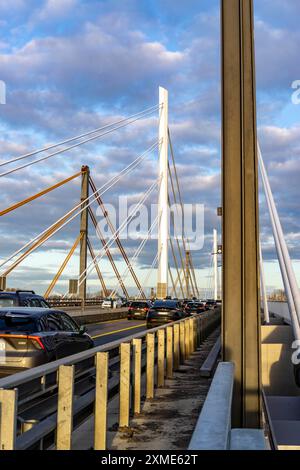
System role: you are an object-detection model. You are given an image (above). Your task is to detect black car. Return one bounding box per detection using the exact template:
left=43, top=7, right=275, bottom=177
left=0, top=308, right=94, bottom=377
left=205, top=300, right=218, bottom=310
left=128, top=300, right=152, bottom=320
left=0, top=290, right=50, bottom=308
left=147, top=300, right=185, bottom=328
left=185, top=302, right=206, bottom=315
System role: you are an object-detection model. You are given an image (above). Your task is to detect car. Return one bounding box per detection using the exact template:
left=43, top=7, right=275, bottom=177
left=101, top=298, right=122, bottom=309
left=127, top=301, right=152, bottom=320
left=0, top=290, right=50, bottom=308
left=205, top=300, right=218, bottom=310
left=146, top=300, right=185, bottom=328
left=184, top=302, right=206, bottom=315
left=0, top=308, right=94, bottom=377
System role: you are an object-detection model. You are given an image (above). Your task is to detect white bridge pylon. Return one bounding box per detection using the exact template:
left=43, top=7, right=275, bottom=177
left=157, top=86, right=169, bottom=299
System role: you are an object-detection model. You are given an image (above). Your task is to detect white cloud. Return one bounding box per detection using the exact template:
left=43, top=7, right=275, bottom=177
left=31, top=0, right=77, bottom=22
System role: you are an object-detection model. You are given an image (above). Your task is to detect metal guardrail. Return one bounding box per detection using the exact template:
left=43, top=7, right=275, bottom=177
left=0, top=310, right=221, bottom=450
left=47, top=298, right=104, bottom=308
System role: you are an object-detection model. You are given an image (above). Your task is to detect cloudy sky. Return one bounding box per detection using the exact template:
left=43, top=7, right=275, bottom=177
left=0, top=0, right=299, bottom=296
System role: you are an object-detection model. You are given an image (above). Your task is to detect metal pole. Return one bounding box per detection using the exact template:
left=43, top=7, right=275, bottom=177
left=259, top=150, right=300, bottom=339
left=259, top=241, right=270, bottom=324
left=157, top=86, right=169, bottom=299
left=258, top=145, right=300, bottom=331
left=79, top=165, right=89, bottom=302
left=213, top=229, right=218, bottom=300
left=222, top=0, right=261, bottom=428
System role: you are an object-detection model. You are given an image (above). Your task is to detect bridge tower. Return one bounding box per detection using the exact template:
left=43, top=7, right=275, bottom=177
left=157, top=87, right=169, bottom=299
left=79, top=165, right=90, bottom=302
left=221, top=0, right=261, bottom=428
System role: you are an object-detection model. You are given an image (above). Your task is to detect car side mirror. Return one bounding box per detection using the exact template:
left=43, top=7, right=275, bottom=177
left=79, top=325, right=87, bottom=335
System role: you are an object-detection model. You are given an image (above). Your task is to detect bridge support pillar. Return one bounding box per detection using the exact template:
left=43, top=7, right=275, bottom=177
left=0, top=276, right=6, bottom=291
left=157, top=86, right=169, bottom=299
left=79, top=165, right=89, bottom=302
left=221, top=0, right=261, bottom=428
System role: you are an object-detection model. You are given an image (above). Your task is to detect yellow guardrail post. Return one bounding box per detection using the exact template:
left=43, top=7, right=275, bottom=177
left=193, top=317, right=198, bottom=351
left=185, top=319, right=190, bottom=357
left=166, top=326, right=173, bottom=379
left=132, top=338, right=142, bottom=415
left=180, top=321, right=185, bottom=362
left=94, top=352, right=109, bottom=450
left=0, top=388, right=18, bottom=450
left=173, top=324, right=180, bottom=370
left=146, top=333, right=155, bottom=399
left=157, top=329, right=165, bottom=388
left=56, top=365, right=74, bottom=450
left=189, top=318, right=194, bottom=353
left=119, top=343, right=131, bottom=428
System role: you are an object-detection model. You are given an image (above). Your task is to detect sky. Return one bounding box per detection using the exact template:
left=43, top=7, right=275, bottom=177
left=0, top=0, right=299, bottom=296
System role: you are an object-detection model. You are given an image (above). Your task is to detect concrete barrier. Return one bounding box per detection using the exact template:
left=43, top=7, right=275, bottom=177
left=64, top=308, right=128, bottom=325
left=189, top=362, right=234, bottom=450
left=189, top=361, right=267, bottom=450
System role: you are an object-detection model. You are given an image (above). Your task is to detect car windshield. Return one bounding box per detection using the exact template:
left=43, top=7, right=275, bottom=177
left=0, top=315, right=37, bottom=333
left=0, top=297, right=17, bottom=307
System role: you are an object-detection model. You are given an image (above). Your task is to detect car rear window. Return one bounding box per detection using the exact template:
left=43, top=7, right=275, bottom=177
left=153, top=301, right=178, bottom=309
left=0, top=297, right=17, bottom=307
left=131, top=302, right=147, bottom=308
left=0, top=315, right=37, bottom=333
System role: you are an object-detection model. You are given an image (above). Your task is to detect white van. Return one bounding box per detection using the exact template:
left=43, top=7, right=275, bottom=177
left=102, top=298, right=122, bottom=309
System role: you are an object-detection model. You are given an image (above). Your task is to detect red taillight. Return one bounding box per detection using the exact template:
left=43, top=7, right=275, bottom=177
left=0, top=334, right=45, bottom=350
left=28, top=336, right=45, bottom=350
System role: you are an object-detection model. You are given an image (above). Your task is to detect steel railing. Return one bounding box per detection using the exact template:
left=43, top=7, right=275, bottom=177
left=47, top=298, right=104, bottom=308
left=0, top=309, right=221, bottom=450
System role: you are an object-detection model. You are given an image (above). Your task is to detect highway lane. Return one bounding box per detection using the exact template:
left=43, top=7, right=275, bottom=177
left=86, top=318, right=147, bottom=346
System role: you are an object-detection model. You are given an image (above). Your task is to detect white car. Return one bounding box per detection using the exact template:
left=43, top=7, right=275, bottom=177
left=102, top=298, right=122, bottom=309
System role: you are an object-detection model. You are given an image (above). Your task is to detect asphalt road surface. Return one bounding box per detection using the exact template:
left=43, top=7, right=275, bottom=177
left=86, top=318, right=147, bottom=346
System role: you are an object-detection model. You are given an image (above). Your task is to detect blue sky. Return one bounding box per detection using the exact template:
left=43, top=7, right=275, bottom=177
left=0, top=0, right=299, bottom=296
